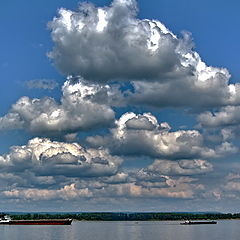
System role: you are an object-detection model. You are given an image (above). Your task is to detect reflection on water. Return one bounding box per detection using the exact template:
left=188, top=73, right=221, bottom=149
left=0, top=220, right=239, bottom=240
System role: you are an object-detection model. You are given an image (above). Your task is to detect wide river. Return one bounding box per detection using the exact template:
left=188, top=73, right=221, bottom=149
left=0, top=220, right=239, bottom=240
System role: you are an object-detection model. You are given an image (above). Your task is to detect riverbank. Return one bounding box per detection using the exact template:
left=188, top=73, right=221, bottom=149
left=4, top=212, right=240, bottom=221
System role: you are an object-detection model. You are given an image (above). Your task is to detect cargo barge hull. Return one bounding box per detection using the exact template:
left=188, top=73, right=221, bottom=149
left=180, top=221, right=217, bottom=225
left=0, top=219, right=72, bottom=225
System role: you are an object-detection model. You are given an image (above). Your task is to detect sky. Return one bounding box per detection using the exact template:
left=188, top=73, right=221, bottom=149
left=0, top=0, right=240, bottom=212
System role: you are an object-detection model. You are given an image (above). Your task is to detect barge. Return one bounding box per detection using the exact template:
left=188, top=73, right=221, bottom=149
left=0, top=216, right=72, bottom=225
left=180, top=220, right=217, bottom=225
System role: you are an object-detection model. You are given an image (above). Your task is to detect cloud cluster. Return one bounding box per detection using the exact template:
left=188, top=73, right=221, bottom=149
left=0, top=136, right=207, bottom=202
left=77, top=173, right=201, bottom=200
left=48, top=0, right=240, bottom=109
left=87, top=112, right=216, bottom=159
left=99, top=181, right=195, bottom=199
left=3, top=184, right=92, bottom=201
left=1, top=0, right=240, bottom=209
left=0, top=79, right=115, bottom=135
left=0, top=137, right=122, bottom=178
left=1, top=174, right=200, bottom=202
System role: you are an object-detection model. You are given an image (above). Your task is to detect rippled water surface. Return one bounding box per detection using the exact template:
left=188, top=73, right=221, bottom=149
left=0, top=220, right=239, bottom=240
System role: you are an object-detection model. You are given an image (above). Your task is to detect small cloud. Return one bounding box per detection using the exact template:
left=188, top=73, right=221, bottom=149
left=179, top=125, right=187, bottom=129
left=64, top=133, right=78, bottom=142
left=25, top=79, right=59, bottom=90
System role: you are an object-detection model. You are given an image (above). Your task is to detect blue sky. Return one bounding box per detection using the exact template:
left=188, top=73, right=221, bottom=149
left=0, top=0, right=240, bottom=212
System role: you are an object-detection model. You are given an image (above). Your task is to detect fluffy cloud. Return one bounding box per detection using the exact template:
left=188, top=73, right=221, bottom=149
left=0, top=136, right=210, bottom=202
left=87, top=112, right=216, bottom=159
left=0, top=79, right=115, bottom=135
left=101, top=176, right=202, bottom=199
left=223, top=173, right=240, bottom=192
left=0, top=137, right=122, bottom=178
left=1, top=176, right=198, bottom=201
left=0, top=139, right=205, bottom=201
left=145, top=159, right=213, bottom=176
left=102, top=172, right=129, bottom=184
left=131, top=159, right=211, bottom=198
left=48, top=0, right=240, bottom=108
left=3, top=184, right=92, bottom=201
left=49, top=0, right=182, bottom=82
left=130, top=79, right=240, bottom=109
left=197, top=106, right=240, bottom=141
left=198, top=106, right=240, bottom=128
left=207, top=174, right=240, bottom=201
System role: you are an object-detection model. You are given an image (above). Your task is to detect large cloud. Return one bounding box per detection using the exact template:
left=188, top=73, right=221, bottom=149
left=48, top=0, right=240, bottom=108
left=87, top=112, right=217, bottom=159
left=0, top=79, right=115, bottom=135
left=49, top=0, right=182, bottom=82
left=0, top=137, right=122, bottom=178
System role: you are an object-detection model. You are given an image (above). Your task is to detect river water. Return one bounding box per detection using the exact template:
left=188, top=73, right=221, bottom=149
left=0, top=220, right=239, bottom=240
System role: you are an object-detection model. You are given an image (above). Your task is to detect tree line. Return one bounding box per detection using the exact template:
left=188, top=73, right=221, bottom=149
left=2, top=212, right=240, bottom=221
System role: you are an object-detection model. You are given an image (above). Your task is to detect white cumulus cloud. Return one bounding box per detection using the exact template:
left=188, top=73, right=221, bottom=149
left=0, top=137, right=122, bottom=178
left=0, top=79, right=115, bottom=135
left=87, top=112, right=216, bottom=159
left=48, top=0, right=240, bottom=109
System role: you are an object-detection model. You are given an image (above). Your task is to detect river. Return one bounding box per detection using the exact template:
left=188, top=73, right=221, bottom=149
left=0, top=220, right=239, bottom=240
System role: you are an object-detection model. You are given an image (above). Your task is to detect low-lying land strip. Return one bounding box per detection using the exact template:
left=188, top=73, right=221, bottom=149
left=3, top=212, right=240, bottom=221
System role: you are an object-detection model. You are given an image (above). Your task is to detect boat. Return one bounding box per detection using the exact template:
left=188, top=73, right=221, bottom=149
left=180, top=220, right=217, bottom=225
left=0, top=215, right=72, bottom=225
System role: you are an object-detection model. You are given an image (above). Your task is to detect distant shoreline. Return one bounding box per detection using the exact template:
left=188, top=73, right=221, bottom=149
left=3, top=212, right=240, bottom=221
